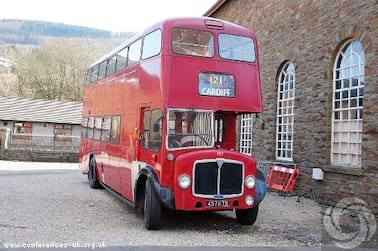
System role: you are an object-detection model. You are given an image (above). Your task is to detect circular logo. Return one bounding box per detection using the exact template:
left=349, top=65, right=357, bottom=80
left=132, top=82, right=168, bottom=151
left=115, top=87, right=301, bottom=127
left=323, top=197, right=376, bottom=249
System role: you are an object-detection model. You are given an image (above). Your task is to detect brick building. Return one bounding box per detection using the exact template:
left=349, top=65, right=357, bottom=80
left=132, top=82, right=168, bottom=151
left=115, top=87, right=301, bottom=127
left=205, top=0, right=377, bottom=212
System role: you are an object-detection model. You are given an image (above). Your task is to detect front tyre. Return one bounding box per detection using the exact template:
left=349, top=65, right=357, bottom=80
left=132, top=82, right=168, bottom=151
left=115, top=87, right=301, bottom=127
left=235, top=205, right=259, bottom=225
left=88, top=158, right=101, bottom=189
left=144, top=179, right=161, bottom=230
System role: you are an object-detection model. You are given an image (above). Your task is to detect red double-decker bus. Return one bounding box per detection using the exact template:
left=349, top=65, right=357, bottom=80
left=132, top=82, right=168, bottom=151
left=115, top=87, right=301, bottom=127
left=79, top=17, right=267, bottom=230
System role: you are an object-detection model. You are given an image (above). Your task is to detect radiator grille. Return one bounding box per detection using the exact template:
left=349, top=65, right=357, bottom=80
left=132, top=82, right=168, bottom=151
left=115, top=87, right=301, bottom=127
left=194, top=160, right=243, bottom=197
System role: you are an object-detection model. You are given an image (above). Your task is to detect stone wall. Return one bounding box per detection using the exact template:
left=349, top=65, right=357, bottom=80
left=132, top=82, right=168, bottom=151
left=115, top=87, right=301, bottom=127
left=210, top=0, right=378, bottom=213
left=1, top=149, right=79, bottom=163
left=0, top=128, right=78, bottom=163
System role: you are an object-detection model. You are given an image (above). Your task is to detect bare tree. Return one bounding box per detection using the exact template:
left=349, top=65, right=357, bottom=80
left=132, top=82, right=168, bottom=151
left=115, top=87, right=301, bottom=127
left=2, top=39, right=112, bottom=101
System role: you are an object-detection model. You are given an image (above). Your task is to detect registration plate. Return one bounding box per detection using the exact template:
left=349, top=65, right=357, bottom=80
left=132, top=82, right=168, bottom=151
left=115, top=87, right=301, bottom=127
left=205, top=200, right=229, bottom=207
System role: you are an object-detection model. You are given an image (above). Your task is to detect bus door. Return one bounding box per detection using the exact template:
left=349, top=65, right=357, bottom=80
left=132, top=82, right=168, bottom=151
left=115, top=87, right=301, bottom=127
left=138, top=107, right=163, bottom=169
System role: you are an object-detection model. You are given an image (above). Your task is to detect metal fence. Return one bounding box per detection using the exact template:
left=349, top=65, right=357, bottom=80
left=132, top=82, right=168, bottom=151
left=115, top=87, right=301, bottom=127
left=8, top=133, right=80, bottom=152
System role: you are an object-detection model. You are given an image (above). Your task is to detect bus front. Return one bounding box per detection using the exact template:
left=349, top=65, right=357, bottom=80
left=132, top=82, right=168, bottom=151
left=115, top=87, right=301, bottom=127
left=160, top=18, right=267, bottom=225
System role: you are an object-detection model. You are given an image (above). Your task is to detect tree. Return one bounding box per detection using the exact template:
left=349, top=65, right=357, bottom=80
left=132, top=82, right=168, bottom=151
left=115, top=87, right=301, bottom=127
left=3, top=38, right=112, bottom=101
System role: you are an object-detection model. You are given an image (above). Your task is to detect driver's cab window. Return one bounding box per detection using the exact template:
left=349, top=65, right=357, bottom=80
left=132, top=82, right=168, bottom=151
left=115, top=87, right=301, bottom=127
left=141, top=109, right=162, bottom=151
left=142, top=110, right=151, bottom=149
left=150, top=109, right=162, bottom=151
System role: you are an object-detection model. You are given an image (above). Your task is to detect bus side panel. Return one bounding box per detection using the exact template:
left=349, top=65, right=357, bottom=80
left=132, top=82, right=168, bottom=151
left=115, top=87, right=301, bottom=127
left=81, top=85, right=94, bottom=167
left=119, top=113, right=138, bottom=201
left=103, top=79, right=125, bottom=194
left=138, top=57, right=162, bottom=105
left=107, top=144, right=121, bottom=192
left=137, top=57, right=164, bottom=182
left=79, top=138, right=89, bottom=173
left=117, top=67, right=140, bottom=201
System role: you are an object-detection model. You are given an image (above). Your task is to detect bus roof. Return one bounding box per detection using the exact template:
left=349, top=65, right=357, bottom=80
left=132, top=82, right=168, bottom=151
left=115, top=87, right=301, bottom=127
left=89, top=17, right=255, bottom=68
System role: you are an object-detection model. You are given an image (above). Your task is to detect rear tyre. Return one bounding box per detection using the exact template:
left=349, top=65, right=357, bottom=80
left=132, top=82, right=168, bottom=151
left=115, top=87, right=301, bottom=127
left=88, top=158, right=101, bottom=189
left=235, top=205, right=259, bottom=225
left=144, top=179, right=161, bottom=230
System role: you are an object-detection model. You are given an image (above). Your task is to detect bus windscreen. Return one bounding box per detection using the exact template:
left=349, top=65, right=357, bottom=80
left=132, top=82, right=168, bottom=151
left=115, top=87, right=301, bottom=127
left=167, top=109, right=214, bottom=149
left=172, top=28, right=214, bottom=57
left=219, top=34, right=255, bottom=62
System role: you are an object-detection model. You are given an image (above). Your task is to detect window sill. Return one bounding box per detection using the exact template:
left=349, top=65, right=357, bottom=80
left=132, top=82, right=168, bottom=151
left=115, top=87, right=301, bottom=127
left=259, top=160, right=296, bottom=168
left=323, top=166, right=364, bottom=176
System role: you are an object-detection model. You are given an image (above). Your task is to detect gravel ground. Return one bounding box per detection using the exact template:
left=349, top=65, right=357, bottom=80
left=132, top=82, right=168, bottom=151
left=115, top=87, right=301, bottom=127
left=0, top=160, right=370, bottom=248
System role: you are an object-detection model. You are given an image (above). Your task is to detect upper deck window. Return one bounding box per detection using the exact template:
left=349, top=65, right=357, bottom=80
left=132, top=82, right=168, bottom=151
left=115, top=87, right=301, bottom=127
left=142, top=29, right=162, bottom=60
left=98, top=60, right=107, bottom=80
left=172, top=28, right=214, bottom=57
left=85, top=70, right=91, bottom=84
left=128, top=39, right=142, bottom=66
left=219, top=34, right=255, bottom=62
left=90, top=65, right=98, bottom=83
left=106, top=55, right=116, bottom=76
left=116, top=46, right=128, bottom=72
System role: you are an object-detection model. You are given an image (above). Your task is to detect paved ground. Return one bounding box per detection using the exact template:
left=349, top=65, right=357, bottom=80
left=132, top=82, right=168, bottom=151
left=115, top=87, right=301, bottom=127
left=0, top=160, right=375, bottom=250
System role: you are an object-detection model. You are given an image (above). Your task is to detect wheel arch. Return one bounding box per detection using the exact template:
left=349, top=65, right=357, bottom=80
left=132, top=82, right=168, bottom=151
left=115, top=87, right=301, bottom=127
left=88, top=152, right=101, bottom=189
left=134, top=166, right=175, bottom=210
left=135, top=172, right=148, bottom=210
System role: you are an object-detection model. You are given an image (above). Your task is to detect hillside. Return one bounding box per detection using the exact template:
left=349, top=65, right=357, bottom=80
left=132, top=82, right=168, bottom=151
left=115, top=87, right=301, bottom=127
left=0, top=19, right=135, bottom=45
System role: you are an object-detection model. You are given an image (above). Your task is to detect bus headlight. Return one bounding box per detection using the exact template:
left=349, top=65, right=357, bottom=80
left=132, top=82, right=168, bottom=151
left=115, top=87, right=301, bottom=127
left=245, top=196, right=254, bottom=206
left=178, top=174, right=191, bottom=189
left=245, top=175, right=256, bottom=189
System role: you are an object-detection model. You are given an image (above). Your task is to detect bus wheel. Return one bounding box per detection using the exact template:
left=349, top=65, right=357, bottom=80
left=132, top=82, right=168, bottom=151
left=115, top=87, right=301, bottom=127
left=144, top=179, right=161, bottom=230
left=235, top=205, right=259, bottom=225
left=88, top=158, right=101, bottom=189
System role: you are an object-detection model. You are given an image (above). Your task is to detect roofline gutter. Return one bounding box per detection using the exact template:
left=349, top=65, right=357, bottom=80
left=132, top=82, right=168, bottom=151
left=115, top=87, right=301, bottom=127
left=203, top=0, right=227, bottom=17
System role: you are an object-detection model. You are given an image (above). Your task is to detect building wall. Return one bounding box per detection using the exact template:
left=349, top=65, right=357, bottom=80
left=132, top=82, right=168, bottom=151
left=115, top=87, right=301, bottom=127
left=32, top=122, right=55, bottom=136
left=1, top=120, right=80, bottom=137
left=72, top=125, right=81, bottom=137
left=210, top=0, right=377, bottom=212
left=0, top=120, right=13, bottom=131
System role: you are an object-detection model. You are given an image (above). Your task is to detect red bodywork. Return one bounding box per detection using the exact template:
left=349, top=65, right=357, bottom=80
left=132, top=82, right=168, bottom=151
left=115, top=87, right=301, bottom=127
left=79, top=17, right=262, bottom=212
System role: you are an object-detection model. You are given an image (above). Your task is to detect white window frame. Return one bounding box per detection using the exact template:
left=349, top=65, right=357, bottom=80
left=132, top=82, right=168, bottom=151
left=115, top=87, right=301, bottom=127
left=331, top=40, right=365, bottom=168
left=239, top=113, right=253, bottom=156
left=276, top=62, right=295, bottom=161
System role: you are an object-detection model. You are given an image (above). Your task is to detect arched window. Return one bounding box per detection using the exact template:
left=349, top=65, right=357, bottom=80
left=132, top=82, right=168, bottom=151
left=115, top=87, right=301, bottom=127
left=276, top=63, right=295, bottom=161
left=332, top=40, right=365, bottom=167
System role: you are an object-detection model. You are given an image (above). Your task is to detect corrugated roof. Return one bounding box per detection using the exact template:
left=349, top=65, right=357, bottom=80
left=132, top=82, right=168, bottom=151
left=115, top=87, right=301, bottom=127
left=0, top=96, right=82, bottom=124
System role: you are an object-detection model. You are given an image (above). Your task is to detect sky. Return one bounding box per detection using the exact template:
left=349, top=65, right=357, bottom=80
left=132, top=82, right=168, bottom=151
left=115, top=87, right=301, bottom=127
left=0, top=0, right=219, bottom=32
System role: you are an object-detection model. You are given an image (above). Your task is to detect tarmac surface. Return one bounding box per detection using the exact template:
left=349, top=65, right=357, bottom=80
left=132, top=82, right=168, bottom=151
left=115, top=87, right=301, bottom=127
left=0, top=160, right=376, bottom=250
